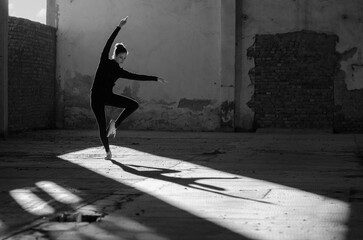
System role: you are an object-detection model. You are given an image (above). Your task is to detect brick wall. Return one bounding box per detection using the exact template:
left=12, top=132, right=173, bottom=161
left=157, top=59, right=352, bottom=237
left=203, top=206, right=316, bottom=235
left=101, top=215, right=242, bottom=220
left=248, top=31, right=339, bottom=129
left=8, top=17, right=56, bottom=132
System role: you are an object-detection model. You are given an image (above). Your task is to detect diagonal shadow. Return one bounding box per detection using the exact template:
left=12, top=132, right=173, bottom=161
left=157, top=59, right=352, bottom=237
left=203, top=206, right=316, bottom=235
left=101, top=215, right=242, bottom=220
left=111, top=160, right=274, bottom=204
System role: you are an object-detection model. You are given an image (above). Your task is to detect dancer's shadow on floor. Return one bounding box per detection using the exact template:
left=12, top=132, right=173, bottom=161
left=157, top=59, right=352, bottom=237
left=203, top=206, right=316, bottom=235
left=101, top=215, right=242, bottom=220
left=110, top=160, right=273, bottom=205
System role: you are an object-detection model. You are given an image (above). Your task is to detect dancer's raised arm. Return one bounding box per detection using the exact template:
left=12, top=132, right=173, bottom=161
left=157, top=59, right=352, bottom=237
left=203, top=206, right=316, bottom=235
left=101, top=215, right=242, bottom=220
left=118, top=16, right=128, bottom=28
left=100, top=17, right=128, bottom=61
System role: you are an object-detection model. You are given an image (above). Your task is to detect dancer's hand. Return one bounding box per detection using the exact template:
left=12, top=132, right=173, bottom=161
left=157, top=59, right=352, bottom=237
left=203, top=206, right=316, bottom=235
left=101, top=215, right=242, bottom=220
left=157, top=77, right=168, bottom=84
left=119, top=16, right=128, bottom=28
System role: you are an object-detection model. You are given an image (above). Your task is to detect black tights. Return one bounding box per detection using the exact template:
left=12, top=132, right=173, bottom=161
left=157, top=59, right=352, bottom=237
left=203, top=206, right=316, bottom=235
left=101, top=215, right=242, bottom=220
left=91, top=92, right=139, bottom=153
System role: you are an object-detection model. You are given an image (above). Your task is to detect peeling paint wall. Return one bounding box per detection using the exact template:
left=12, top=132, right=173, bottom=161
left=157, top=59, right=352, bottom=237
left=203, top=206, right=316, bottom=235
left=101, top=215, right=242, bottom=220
left=52, top=0, right=235, bottom=131
left=237, top=0, right=363, bottom=131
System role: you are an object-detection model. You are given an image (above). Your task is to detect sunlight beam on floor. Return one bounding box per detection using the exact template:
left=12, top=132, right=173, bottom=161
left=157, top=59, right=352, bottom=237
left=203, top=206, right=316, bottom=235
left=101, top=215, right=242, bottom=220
left=58, top=146, right=350, bottom=240
left=35, top=181, right=82, bottom=205
left=9, top=189, right=55, bottom=216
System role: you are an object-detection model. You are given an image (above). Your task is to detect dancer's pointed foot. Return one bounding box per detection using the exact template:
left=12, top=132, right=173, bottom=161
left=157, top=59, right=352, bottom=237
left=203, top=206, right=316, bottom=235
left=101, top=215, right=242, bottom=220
left=105, top=150, right=112, bottom=160
left=107, top=119, right=117, bottom=138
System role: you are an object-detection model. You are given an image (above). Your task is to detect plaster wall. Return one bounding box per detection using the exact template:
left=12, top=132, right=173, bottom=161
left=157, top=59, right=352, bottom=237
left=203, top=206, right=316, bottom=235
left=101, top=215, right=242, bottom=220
left=237, top=0, right=363, bottom=130
left=54, top=0, right=235, bottom=131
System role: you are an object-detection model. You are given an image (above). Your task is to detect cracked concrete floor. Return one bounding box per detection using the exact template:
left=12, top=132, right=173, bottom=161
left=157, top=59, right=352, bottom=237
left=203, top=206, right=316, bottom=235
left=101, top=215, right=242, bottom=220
left=0, top=130, right=362, bottom=240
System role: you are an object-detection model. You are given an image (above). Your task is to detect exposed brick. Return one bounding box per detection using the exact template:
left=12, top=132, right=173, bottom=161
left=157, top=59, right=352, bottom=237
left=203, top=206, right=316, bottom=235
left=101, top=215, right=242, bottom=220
left=8, top=17, right=56, bottom=132
left=248, top=30, right=339, bottom=129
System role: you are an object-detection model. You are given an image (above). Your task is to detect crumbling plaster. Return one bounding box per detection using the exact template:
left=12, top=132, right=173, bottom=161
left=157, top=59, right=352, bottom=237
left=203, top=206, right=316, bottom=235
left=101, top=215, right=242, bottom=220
left=237, top=0, right=363, bottom=130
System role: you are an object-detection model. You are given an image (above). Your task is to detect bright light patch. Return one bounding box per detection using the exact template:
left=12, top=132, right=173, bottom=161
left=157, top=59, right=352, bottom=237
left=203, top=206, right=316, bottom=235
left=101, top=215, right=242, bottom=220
left=36, top=8, right=46, bottom=19
left=8, top=3, right=15, bottom=15
left=35, top=181, right=82, bottom=205
left=9, top=189, right=54, bottom=216
left=58, top=146, right=350, bottom=240
left=8, top=0, right=46, bottom=24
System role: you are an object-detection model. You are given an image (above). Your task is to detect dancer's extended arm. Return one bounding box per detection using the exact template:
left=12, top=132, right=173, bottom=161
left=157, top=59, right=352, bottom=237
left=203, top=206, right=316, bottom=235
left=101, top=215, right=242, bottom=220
left=118, top=69, right=167, bottom=83
left=117, top=68, right=158, bottom=81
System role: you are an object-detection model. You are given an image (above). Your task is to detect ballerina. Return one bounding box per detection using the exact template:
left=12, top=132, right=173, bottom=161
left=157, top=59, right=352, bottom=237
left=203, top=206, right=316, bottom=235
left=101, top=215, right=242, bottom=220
left=90, top=17, right=167, bottom=160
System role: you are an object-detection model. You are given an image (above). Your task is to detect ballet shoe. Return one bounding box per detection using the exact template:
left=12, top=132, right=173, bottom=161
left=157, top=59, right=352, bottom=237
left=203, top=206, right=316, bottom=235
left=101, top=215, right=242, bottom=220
left=105, top=151, right=112, bottom=160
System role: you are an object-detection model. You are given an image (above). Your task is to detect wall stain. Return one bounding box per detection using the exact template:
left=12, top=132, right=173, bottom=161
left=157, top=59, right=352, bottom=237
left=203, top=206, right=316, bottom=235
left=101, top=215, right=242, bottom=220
left=340, top=47, right=358, bottom=61
left=220, top=101, right=234, bottom=128
left=64, top=72, right=92, bottom=109
left=122, top=84, right=142, bottom=103
left=63, top=72, right=94, bottom=128
left=338, top=47, right=363, bottom=90
left=120, top=100, right=220, bottom=131
left=178, top=98, right=213, bottom=111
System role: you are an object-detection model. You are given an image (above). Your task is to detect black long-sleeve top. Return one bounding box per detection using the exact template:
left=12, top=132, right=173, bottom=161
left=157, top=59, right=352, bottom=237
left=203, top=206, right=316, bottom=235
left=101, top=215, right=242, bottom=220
left=91, top=26, right=157, bottom=93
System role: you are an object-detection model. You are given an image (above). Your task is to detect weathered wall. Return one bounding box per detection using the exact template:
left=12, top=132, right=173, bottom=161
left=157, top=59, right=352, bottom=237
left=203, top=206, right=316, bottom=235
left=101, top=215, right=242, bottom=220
left=334, top=57, right=363, bottom=132
left=53, top=0, right=235, bottom=131
left=8, top=17, right=56, bottom=132
left=237, top=0, right=363, bottom=132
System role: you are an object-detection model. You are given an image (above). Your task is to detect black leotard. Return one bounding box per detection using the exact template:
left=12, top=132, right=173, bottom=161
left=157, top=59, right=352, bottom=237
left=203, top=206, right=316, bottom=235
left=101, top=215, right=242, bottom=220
left=91, top=26, right=157, bottom=94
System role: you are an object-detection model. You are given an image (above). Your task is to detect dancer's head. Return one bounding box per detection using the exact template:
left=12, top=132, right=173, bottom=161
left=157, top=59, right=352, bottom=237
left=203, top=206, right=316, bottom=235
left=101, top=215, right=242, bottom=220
left=113, top=43, right=128, bottom=65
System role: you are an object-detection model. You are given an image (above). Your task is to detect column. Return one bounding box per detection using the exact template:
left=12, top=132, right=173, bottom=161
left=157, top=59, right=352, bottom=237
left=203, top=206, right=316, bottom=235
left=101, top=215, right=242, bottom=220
left=220, top=0, right=236, bottom=130
left=0, top=0, right=8, bottom=137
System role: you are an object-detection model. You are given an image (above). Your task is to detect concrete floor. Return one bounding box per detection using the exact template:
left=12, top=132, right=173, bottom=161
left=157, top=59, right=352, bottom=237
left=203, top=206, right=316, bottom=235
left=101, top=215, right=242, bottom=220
left=0, top=130, right=362, bottom=240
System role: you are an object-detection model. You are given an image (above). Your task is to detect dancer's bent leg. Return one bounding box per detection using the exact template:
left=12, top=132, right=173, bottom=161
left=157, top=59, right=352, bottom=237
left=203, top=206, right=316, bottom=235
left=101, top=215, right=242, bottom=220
left=91, top=95, right=110, bottom=153
left=105, top=94, right=139, bottom=129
